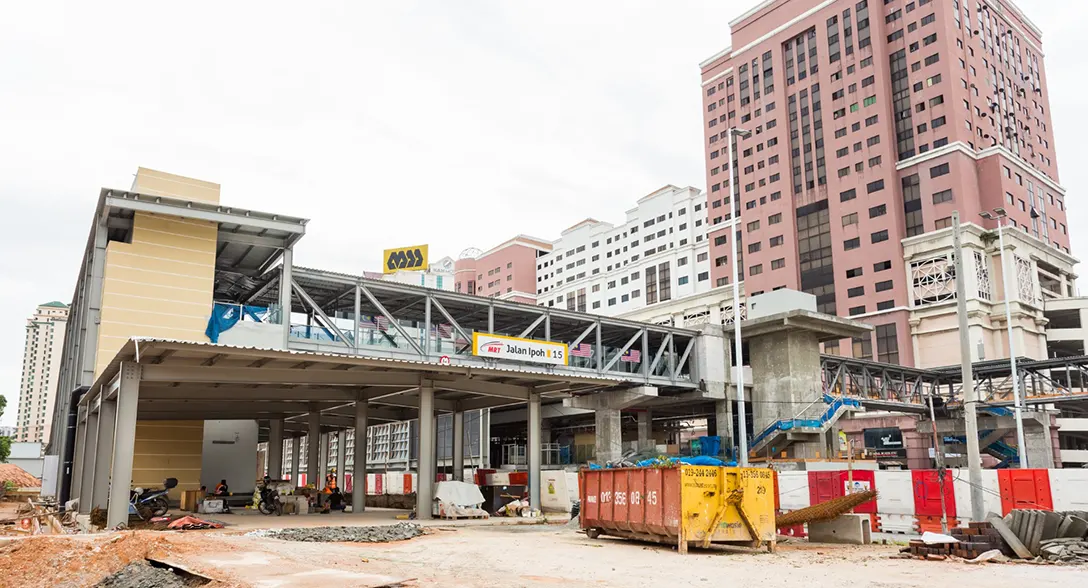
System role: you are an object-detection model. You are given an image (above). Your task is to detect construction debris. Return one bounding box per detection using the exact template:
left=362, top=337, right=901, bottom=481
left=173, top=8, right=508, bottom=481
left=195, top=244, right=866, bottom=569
left=775, top=490, right=878, bottom=528
left=909, top=511, right=1088, bottom=564
left=246, top=522, right=425, bottom=543
left=908, top=521, right=1007, bottom=560
left=94, top=561, right=194, bottom=588
left=998, top=509, right=1088, bottom=562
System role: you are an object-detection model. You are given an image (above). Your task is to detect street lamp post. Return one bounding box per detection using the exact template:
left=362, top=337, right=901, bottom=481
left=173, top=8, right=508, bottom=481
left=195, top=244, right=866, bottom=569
left=980, top=208, right=1029, bottom=468
left=727, top=126, right=751, bottom=466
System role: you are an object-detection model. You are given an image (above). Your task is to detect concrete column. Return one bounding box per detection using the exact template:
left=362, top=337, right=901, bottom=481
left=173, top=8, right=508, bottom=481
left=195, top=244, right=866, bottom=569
left=528, top=391, right=542, bottom=512
left=715, top=399, right=734, bottom=453
left=417, top=385, right=435, bottom=519
left=70, top=406, right=87, bottom=506
left=307, top=406, right=320, bottom=487
left=280, top=247, right=293, bottom=348
left=452, top=411, right=464, bottom=481
left=106, top=364, right=141, bottom=529
left=319, top=433, right=329, bottom=484
left=336, top=430, right=347, bottom=490
left=637, top=410, right=653, bottom=452
left=90, top=398, right=117, bottom=510
left=353, top=400, right=368, bottom=513
left=595, top=409, right=622, bottom=464
left=1023, top=414, right=1056, bottom=468
left=290, top=437, right=301, bottom=487
left=78, top=407, right=99, bottom=514
left=268, top=418, right=284, bottom=479
left=748, top=330, right=824, bottom=438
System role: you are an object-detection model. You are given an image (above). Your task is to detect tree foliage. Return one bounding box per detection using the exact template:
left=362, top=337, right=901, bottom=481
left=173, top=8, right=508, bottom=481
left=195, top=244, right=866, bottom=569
left=0, top=395, right=9, bottom=462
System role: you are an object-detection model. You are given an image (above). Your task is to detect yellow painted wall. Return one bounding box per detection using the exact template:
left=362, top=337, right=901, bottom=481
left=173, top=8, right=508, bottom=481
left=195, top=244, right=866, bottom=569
left=133, top=421, right=204, bottom=499
left=94, top=169, right=222, bottom=494
left=132, top=167, right=220, bottom=203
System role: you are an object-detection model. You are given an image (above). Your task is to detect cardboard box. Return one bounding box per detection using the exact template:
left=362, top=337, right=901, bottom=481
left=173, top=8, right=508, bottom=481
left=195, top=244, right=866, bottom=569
left=180, top=490, right=203, bottom=512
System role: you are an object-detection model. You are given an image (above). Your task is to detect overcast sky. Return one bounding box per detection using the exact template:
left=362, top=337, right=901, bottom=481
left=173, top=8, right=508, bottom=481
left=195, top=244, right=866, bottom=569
left=1, top=1, right=1085, bottom=426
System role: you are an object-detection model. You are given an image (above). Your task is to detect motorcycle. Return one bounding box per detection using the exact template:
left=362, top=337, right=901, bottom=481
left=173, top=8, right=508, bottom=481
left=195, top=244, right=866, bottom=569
left=129, top=477, right=177, bottom=520
left=258, top=483, right=283, bottom=516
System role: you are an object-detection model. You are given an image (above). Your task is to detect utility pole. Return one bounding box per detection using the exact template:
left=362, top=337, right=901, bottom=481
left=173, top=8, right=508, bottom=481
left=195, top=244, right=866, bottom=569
left=954, top=211, right=985, bottom=521
left=926, top=388, right=949, bottom=534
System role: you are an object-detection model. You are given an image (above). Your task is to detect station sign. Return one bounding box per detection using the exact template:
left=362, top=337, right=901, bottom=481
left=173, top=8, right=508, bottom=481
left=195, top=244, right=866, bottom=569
left=471, top=332, right=568, bottom=366
left=383, top=244, right=428, bottom=273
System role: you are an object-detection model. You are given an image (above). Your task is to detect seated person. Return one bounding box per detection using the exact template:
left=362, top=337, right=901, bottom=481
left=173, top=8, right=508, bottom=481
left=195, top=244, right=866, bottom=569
left=327, top=487, right=346, bottom=512
left=214, top=479, right=229, bottom=496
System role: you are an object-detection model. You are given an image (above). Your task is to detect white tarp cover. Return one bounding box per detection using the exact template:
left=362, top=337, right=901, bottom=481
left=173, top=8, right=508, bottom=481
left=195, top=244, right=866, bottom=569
left=433, top=481, right=485, bottom=506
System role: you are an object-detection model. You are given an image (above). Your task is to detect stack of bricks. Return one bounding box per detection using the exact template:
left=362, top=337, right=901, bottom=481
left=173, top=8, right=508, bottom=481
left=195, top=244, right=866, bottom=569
left=907, top=522, right=1009, bottom=560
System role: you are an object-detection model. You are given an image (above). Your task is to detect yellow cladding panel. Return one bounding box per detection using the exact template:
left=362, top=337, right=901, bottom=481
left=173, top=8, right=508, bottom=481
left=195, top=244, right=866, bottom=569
left=95, top=209, right=215, bottom=378
left=133, top=167, right=220, bottom=203
left=382, top=244, right=429, bottom=274
left=679, top=466, right=776, bottom=543
left=133, top=421, right=203, bottom=500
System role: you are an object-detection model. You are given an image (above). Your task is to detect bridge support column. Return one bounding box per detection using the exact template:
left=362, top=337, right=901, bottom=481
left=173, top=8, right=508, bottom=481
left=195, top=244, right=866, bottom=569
left=714, top=399, right=733, bottom=455
left=565, top=387, right=657, bottom=465
left=307, top=407, right=320, bottom=486
left=741, top=309, right=870, bottom=459
left=637, top=410, right=653, bottom=452
left=417, top=385, right=435, bottom=520
left=452, top=411, right=464, bottom=481
left=268, top=418, right=284, bottom=480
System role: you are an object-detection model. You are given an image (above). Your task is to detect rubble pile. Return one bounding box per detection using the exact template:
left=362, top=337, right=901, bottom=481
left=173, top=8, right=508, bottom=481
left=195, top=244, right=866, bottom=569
left=248, top=522, right=425, bottom=543
left=907, top=522, right=1007, bottom=560
left=94, top=561, right=192, bottom=588
left=1000, top=509, right=1088, bottom=563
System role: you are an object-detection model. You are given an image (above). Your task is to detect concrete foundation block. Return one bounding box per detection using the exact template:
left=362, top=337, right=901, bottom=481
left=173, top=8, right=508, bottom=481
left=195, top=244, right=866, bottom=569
left=1061, top=516, right=1088, bottom=539
left=809, top=514, right=872, bottom=545
left=1041, top=511, right=1063, bottom=542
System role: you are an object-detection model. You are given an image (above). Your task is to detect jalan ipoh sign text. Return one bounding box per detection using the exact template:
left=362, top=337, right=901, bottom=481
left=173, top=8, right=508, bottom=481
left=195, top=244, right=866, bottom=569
left=471, top=333, right=568, bottom=366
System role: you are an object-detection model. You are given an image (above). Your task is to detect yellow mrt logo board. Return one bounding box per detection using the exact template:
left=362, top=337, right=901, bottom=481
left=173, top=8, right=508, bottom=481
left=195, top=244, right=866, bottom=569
left=383, top=245, right=429, bottom=273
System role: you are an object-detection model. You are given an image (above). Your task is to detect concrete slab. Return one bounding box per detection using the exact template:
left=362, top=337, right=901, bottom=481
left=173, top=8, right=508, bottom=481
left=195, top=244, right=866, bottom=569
left=988, top=512, right=1033, bottom=559
left=1061, top=516, right=1088, bottom=539
left=1041, top=511, right=1063, bottom=541
left=809, top=514, right=872, bottom=545
left=1029, top=511, right=1045, bottom=556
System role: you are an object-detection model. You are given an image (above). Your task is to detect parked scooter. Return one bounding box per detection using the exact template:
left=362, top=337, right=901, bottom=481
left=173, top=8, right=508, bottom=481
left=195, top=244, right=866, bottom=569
left=129, top=477, right=177, bottom=520
left=258, top=476, right=283, bottom=516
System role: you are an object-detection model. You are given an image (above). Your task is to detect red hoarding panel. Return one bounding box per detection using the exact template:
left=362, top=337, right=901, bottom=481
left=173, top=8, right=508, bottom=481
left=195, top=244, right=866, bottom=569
left=998, top=469, right=1053, bottom=514
left=808, top=471, right=842, bottom=506
left=911, top=469, right=956, bottom=518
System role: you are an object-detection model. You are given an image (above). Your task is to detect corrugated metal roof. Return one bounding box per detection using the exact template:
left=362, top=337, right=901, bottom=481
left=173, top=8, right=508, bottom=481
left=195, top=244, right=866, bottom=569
left=119, top=337, right=636, bottom=385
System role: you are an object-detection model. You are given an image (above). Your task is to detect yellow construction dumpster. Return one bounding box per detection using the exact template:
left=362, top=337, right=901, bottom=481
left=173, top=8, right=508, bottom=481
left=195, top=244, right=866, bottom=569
left=580, top=465, right=777, bottom=554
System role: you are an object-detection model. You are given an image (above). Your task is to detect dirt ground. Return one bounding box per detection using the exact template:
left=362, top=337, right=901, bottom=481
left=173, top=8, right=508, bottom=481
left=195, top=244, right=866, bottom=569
left=0, top=523, right=1084, bottom=588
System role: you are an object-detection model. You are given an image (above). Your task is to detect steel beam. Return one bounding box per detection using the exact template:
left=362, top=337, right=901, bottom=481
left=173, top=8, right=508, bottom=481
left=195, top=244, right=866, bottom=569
left=518, top=314, right=547, bottom=339
left=603, top=330, right=643, bottom=372
left=292, top=280, right=351, bottom=345
left=359, top=284, right=424, bottom=355
left=139, top=365, right=423, bottom=386
left=106, top=364, right=140, bottom=529
left=138, top=386, right=363, bottom=401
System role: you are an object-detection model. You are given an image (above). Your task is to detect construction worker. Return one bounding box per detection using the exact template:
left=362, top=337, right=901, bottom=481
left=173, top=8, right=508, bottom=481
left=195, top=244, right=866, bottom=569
left=214, top=479, right=229, bottom=496
left=320, top=470, right=337, bottom=513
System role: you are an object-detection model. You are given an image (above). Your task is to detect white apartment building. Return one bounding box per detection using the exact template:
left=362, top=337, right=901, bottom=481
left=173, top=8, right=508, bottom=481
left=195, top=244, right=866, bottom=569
left=535, top=185, right=713, bottom=314
left=15, top=302, right=68, bottom=445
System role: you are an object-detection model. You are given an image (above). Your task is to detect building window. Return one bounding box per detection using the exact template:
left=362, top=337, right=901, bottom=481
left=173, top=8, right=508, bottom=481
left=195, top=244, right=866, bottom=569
left=840, top=188, right=857, bottom=202
left=844, top=237, right=861, bottom=250
left=842, top=212, right=858, bottom=226
left=876, top=323, right=899, bottom=363
left=749, top=264, right=763, bottom=276
left=930, top=162, right=950, bottom=178
left=866, top=179, right=885, bottom=193
left=849, top=305, right=866, bottom=316
left=848, top=286, right=865, bottom=298
left=874, top=260, right=892, bottom=272
left=658, top=262, right=672, bottom=302
left=932, top=189, right=952, bottom=204
left=846, top=267, right=863, bottom=278
left=678, top=276, right=689, bottom=285
left=876, top=300, right=895, bottom=310
left=871, top=229, right=889, bottom=243
left=772, top=258, right=785, bottom=270
left=770, top=235, right=784, bottom=247
left=875, top=280, right=893, bottom=292
left=934, top=216, right=952, bottom=229
left=698, top=271, right=709, bottom=281
left=769, top=213, right=782, bottom=225
left=869, top=204, right=886, bottom=218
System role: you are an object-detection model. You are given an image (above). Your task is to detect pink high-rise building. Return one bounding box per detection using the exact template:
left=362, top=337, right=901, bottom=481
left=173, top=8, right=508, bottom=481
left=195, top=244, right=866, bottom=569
left=453, top=236, right=552, bottom=304
left=701, top=0, right=1070, bottom=367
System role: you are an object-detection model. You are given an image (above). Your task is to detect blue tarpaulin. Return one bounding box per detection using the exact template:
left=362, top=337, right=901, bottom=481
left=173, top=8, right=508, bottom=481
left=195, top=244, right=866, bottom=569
left=205, top=303, right=268, bottom=343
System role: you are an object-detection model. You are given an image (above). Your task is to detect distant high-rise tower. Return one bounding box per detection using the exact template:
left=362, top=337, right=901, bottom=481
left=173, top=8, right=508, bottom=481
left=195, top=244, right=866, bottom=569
left=699, top=0, right=1074, bottom=367
left=14, top=302, right=69, bottom=445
